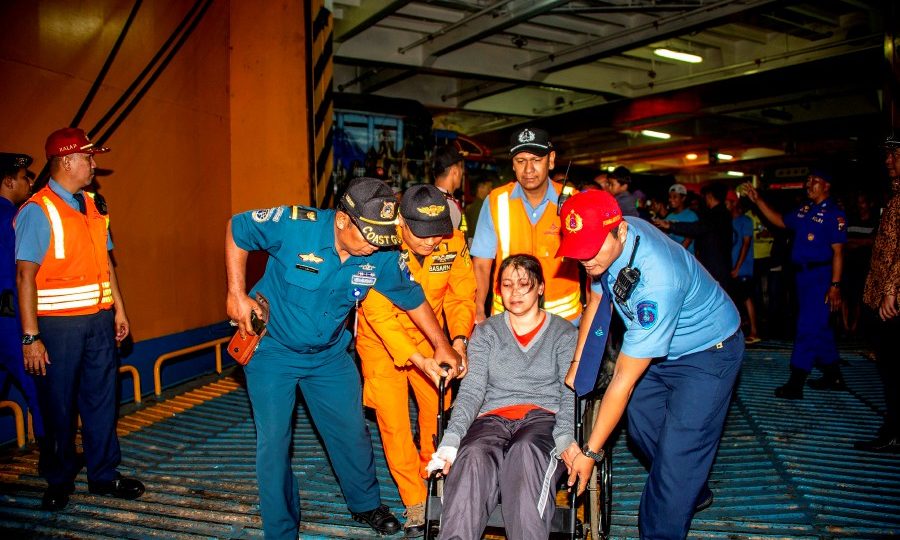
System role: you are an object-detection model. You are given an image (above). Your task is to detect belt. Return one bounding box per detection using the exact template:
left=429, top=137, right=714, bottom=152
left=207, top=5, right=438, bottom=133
left=709, top=329, right=742, bottom=351
left=792, top=260, right=831, bottom=272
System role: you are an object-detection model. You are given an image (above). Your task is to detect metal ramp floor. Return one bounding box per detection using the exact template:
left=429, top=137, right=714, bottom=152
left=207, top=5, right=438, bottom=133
left=1, top=342, right=898, bottom=539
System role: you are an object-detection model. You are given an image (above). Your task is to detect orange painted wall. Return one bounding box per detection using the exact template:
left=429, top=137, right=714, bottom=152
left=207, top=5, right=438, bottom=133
left=0, top=0, right=310, bottom=341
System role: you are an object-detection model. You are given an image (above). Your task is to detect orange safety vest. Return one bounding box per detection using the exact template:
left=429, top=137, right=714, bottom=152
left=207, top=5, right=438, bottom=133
left=488, top=181, right=581, bottom=321
left=356, top=231, right=476, bottom=365
left=24, top=186, right=113, bottom=316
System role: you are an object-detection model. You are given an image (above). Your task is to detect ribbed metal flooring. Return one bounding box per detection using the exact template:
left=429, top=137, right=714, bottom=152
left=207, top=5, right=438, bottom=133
left=1, top=343, right=898, bottom=539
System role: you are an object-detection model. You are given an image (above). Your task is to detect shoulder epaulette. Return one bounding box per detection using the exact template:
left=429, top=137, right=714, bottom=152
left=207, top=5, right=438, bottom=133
left=289, top=206, right=318, bottom=221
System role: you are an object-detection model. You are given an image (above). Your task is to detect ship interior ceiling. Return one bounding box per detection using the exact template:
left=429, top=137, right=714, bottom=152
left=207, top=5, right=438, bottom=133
left=331, top=0, right=895, bottom=184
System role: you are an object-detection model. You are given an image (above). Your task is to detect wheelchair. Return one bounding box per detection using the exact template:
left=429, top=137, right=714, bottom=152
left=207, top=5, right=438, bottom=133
left=423, top=375, right=613, bottom=540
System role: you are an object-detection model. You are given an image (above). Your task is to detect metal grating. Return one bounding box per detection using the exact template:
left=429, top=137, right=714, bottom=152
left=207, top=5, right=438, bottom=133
left=1, top=344, right=898, bottom=539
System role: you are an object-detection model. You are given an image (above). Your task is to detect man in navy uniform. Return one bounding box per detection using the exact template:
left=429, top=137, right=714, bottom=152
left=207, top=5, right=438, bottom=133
left=743, top=171, right=847, bottom=399
left=0, top=153, right=43, bottom=438
left=560, top=190, right=743, bottom=539
left=225, top=177, right=463, bottom=539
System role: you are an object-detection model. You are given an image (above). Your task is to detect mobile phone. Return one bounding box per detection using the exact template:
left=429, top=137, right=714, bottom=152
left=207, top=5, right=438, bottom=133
left=250, top=310, right=266, bottom=334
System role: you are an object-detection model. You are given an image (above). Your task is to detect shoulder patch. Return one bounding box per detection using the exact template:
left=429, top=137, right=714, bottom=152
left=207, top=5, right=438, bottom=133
left=289, top=206, right=318, bottom=221
left=252, top=208, right=275, bottom=222
left=636, top=300, right=658, bottom=329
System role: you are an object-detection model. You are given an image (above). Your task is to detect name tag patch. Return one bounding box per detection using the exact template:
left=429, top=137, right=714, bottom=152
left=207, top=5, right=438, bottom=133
left=351, top=271, right=377, bottom=286
left=429, top=263, right=451, bottom=273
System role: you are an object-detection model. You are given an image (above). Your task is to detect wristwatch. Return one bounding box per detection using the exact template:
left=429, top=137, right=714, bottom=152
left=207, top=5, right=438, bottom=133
left=452, top=335, right=469, bottom=347
left=830, top=282, right=841, bottom=288
left=581, top=444, right=605, bottom=462
left=22, top=333, right=41, bottom=345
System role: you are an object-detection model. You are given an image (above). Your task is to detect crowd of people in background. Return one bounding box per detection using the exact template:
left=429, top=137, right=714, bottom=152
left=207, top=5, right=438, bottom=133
left=2, top=126, right=898, bottom=540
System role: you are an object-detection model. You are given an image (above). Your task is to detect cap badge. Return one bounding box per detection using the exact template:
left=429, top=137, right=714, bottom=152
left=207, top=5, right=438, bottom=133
left=518, top=129, right=535, bottom=144
left=298, top=252, right=324, bottom=264
left=380, top=200, right=396, bottom=219
left=565, top=209, right=583, bottom=233
left=417, top=204, right=446, bottom=217
left=343, top=193, right=356, bottom=208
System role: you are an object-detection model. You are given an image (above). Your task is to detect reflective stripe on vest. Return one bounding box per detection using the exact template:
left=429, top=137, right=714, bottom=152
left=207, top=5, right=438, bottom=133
left=28, top=187, right=113, bottom=316
left=42, top=196, right=66, bottom=259
left=497, top=191, right=510, bottom=260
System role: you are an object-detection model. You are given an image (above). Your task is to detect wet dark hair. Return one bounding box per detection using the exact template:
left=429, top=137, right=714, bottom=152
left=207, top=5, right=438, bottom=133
left=496, top=254, right=545, bottom=301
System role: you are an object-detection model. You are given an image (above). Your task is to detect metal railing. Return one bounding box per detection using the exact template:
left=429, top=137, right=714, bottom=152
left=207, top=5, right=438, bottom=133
left=0, top=400, right=25, bottom=448
left=153, top=337, right=230, bottom=396
left=119, top=364, right=141, bottom=404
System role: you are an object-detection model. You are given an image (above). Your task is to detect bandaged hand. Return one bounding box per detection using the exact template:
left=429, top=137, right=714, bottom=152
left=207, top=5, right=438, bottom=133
left=425, top=446, right=458, bottom=475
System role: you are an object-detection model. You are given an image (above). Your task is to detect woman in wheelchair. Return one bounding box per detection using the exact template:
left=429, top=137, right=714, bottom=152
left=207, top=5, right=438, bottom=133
left=426, top=254, right=579, bottom=540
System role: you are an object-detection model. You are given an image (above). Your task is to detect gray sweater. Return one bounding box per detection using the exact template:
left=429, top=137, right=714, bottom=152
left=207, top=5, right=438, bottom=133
left=440, top=311, right=577, bottom=456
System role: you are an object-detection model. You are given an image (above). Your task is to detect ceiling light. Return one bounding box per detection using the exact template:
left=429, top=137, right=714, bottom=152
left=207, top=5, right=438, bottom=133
left=606, top=166, right=616, bottom=172
left=717, top=153, right=733, bottom=160
left=640, top=129, right=671, bottom=139
left=726, top=171, right=744, bottom=177
left=685, top=153, right=698, bottom=160
left=654, top=48, right=703, bottom=64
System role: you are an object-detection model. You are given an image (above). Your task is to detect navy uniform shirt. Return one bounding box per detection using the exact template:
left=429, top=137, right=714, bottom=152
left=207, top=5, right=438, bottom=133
left=1, top=198, right=17, bottom=311
left=591, top=218, right=740, bottom=360
left=231, top=206, right=425, bottom=353
left=783, top=198, right=847, bottom=264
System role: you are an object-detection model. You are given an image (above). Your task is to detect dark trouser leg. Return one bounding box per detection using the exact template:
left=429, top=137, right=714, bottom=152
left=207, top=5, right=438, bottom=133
left=244, top=339, right=301, bottom=540
left=791, top=267, right=837, bottom=372
left=77, top=310, right=121, bottom=483
left=499, top=411, right=562, bottom=540
left=875, top=313, right=900, bottom=437
left=35, top=315, right=87, bottom=487
left=439, top=416, right=508, bottom=540
left=298, top=347, right=382, bottom=513
left=636, top=333, right=744, bottom=540
left=0, top=318, right=44, bottom=436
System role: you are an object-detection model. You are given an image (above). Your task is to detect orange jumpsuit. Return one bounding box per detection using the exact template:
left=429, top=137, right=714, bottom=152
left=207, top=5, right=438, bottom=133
left=356, top=230, right=476, bottom=506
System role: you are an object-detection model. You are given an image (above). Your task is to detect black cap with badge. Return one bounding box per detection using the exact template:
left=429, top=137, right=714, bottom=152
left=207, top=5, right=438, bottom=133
left=0, top=153, right=33, bottom=175
left=508, top=127, right=553, bottom=157
left=883, top=134, right=900, bottom=149
left=400, top=184, right=453, bottom=238
left=339, top=177, right=402, bottom=247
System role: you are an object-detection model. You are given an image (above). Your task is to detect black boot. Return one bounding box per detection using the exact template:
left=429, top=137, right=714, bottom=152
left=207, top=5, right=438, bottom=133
left=807, top=363, right=847, bottom=390
left=775, top=368, right=807, bottom=399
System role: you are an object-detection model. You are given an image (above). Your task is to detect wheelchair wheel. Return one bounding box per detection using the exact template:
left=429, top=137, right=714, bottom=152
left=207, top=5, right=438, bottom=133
left=584, top=398, right=612, bottom=540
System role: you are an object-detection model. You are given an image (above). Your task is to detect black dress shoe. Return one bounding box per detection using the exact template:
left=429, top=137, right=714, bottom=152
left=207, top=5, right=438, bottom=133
left=694, top=491, right=714, bottom=512
left=351, top=504, right=401, bottom=535
left=88, top=474, right=145, bottom=500
left=853, top=435, right=900, bottom=453
left=42, top=483, right=74, bottom=511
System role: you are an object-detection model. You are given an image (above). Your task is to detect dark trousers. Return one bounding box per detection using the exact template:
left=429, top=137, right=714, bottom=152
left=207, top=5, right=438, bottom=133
left=791, top=266, right=838, bottom=371
left=627, top=331, right=744, bottom=540
left=870, top=308, right=900, bottom=437
left=439, top=410, right=563, bottom=540
left=0, top=317, right=44, bottom=436
left=244, top=336, right=382, bottom=540
left=35, top=309, right=121, bottom=486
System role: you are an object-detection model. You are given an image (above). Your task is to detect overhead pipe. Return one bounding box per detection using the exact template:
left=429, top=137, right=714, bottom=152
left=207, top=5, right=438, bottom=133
left=398, top=0, right=517, bottom=54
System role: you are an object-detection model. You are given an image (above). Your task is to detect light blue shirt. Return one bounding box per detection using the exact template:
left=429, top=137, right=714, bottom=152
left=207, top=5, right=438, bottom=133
left=15, top=179, right=114, bottom=264
left=591, top=217, right=739, bottom=360
left=667, top=208, right=698, bottom=253
left=470, top=181, right=560, bottom=259
left=731, top=214, right=754, bottom=278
